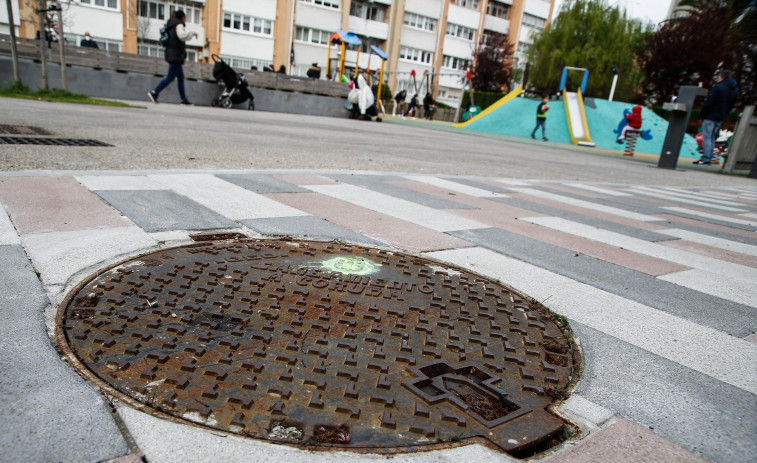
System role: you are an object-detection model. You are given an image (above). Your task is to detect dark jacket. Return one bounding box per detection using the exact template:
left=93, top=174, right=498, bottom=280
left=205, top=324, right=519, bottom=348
left=80, top=38, right=99, bottom=49
left=536, top=102, right=549, bottom=118
left=625, top=105, right=642, bottom=129
left=164, top=18, right=187, bottom=65
left=701, top=78, right=738, bottom=122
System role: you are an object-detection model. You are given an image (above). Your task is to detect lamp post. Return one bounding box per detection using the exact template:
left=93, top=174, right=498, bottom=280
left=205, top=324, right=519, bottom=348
left=37, top=0, right=48, bottom=89
left=51, top=2, right=67, bottom=91
left=5, top=0, right=20, bottom=83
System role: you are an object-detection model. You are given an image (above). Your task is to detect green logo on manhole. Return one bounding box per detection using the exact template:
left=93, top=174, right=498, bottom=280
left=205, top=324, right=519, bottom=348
left=320, top=256, right=381, bottom=275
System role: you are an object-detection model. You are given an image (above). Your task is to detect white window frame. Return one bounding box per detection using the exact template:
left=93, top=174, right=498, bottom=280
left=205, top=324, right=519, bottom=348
left=224, top=11, right=273, bottom=37
left=403, top=12, right=436, bottom=32
left=299, top=0, right=340, bottom=10
left=295, top=26, right=331, bottom=46
left=138, top=0, right=166, bottom=20
left=522, top=13, right=546, bottom=29
left=446, top=23, right=475, bottom=41
left=350, top=0, right=386, bottom=22
left=399, top=46, right=432, bottom=64
left=452, top=0, right=479, bottom=10
left=79, top=0, right=119, bottom=10
left=486, top=1, right=509, bottom=19
left=442, top=55, right=469, bottom=70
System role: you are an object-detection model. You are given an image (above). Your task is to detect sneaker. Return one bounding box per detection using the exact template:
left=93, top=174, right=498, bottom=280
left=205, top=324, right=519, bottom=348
left=693, top=160, right=711, bottom=165
left=542, top=138, right=548, bottom=141
left=616, top=139, right=624, bottom=144
left=180, top=99, right=192, bottom=105
left=531, top=134, right=536, bottom=139
left=147, top=91, right=158, bottom=103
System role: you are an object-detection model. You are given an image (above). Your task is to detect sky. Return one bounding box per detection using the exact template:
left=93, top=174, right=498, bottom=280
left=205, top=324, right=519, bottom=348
left=551, top=0, right=674, bottom=26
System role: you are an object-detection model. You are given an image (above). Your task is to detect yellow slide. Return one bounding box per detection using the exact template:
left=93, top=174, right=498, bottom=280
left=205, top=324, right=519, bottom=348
left=563, top=88, right=595, bottom=147
left=454, top=86, right=523, bottom=128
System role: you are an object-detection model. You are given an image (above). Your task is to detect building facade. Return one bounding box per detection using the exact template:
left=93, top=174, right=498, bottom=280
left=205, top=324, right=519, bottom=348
left=5, top=0, right=554, bottom=106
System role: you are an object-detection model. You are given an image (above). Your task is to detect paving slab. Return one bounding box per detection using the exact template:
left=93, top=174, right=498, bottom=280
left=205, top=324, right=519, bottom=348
left=549, top=420, right=710, bottom=463
left=570, top=323, right=755, bottom=463
left=0, top=202, right=20, bottom=245
left=267, top=192, right=475, bottom=252
left=76, top=175, right=169, bottom=191
left=95, top=190, right=238, bottom=232
left=446, top=228, right=756, bottom=336
left=239, top=215, right=384, bottom=245
left=0, top=245, right=129, bottom=463
left=21, top=227, right=157, bottom=287
left=216, top=173, right=310, bottom=193
left=0, top=176, right=131, bottom=234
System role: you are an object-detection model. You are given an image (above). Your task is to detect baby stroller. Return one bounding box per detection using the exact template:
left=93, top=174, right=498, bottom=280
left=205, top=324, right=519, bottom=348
left=211, top=55, right=255, bottom=110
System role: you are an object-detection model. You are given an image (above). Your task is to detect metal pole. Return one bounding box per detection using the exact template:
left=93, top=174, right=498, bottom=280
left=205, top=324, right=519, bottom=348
left=377, top=59, right=385, bottom=114
left=38, top=0, right=48, bottom=89
left=57, top=7, right=67, bottom=90
left=5, top=0, right=20, bottom=82
left=608, top=73, right=618, bottom=101
left=339, top=41, right=345, bottom=80
left=354, top=45, right=360, bottom=79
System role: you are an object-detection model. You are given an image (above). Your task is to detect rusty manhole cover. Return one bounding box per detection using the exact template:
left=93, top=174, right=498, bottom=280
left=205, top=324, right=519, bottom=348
left=58, top=239, right=579, bottom=455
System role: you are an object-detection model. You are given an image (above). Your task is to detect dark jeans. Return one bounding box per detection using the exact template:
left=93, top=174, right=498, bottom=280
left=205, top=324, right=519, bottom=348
left=153, top=63, right=186, bottom=100
left=532, top=118, right=546, bottom=138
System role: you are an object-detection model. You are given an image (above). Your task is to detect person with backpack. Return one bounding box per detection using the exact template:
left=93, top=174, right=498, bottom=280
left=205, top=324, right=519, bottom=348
left=694, top=70, right=738, bottom=165
left=147, top=10, right=198, bottom=105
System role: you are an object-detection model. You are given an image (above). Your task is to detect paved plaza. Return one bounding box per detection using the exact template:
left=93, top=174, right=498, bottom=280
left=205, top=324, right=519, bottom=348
left=0, top=98, right=755, bottom=463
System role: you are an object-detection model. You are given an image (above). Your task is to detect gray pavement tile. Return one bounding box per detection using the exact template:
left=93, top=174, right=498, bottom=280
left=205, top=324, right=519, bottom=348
left=448, top=227, right=757, bottom=337
left=443, top=177, right=516, bottom=194
left=572, top=321, right=757, bottom=463
left=657, top=209, right=757, bottom=232
left=491, top=196, right=678, bottom=242
left=323, top=173, right=477, bottom=210
left=0, top=245, right=129, bottom=463
left=654, top=218, right=757, bottom=247
left=96, top=190, right=238, bottom=232
left=215, top=173, right=309, bottom=194
left=240, top=216, right=384, bottom=246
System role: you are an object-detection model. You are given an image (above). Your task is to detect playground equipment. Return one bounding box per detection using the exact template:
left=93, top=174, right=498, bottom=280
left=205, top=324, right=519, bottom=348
left=454, top=85, right=523, bottom=128
left=326, top=30, right=362, bottom=81
left=560, top=67, right=595, bottom=147
left=368, top=45, right=389, bottom=114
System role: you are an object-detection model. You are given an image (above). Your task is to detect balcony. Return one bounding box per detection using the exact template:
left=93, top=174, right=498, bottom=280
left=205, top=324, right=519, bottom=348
left=484, top=15, right=509, bottom=34
left=347, top=16, right=389, bottom=41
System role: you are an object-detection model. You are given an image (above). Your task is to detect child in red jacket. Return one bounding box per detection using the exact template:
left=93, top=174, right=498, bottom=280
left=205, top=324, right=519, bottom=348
left=618, top=105, right=642, bottom=141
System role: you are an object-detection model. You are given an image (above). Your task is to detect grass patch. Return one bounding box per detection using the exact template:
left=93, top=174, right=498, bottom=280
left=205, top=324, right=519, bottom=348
left=0, top=81, right=144, bottom=108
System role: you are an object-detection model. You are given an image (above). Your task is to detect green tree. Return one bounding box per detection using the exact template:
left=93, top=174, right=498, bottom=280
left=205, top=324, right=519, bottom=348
left=526, top=0, right=649, bottom=101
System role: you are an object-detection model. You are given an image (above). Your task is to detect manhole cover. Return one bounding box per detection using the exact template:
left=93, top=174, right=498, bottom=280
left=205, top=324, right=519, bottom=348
left=0, top=125, right=53, bottom=135
left=0, top=136, right=112, bottom=146
left=57, top=239, right=579, bottom=455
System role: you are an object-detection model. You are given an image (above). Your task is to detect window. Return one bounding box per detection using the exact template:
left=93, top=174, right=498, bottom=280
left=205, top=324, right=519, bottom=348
left=442, top=55, right=469, bottom=70
left=404, top=12, right=436, bottom=31
left=221, top=55, right=270, bottom=71
left=399, top=46, right=432, bottom=64
left=168, top=2, right=203, bottom=25
left=224, top=12, right=273, bottom=36
left=517, top=41, right=531, bottom=53
left=80, top=0, right=119, bottom=9
left=487, top=1, right=509, bottom=19
left=299, top=0, right=340, bottom=9
left=350, top=1, right=386, bottom=22
left=522, top=13, right=546, bottom=29
left=452, top=0, right=479, bottom=10
left=446, top=23, right=475, bottom=41
left=295, top=26, right=330, bottom=45
left=139, top=0, right=165, bottom=20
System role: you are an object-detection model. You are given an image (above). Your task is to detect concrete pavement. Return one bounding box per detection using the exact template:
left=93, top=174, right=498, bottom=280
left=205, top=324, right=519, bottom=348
left=0, top=98, right=755, bottom=463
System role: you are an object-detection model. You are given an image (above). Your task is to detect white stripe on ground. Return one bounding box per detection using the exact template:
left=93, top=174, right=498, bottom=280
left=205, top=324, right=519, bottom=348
left=565, top=183, right=631, bottom=197
left=661, top=207, right=757, bottom=227
left=0, top=203, right=20, bottom=245
left=521, top=216, right=757, bottom=305
left=509, top=188, right=663, bottom=222
left=306, top=184, right=488, bottom=232
left=657, top=228, right=757, bottom=257
left=75, top=175, right=169, bottom=191
left=626, top=187, right=748, bottom=212
left=148, top=174, right=308, bottom=221
left=404, top=175, right=508, bottom=198
left=659, top=268, right=757, bottom=308
left=492, top=179, right=533, bottom=186
left=641, top=186, right=753, bottom=207
left=696, top=189, right=745, bottom=200
left=427, top=247, right=757, bottom=395
left=739, top=213, right=757, bottom=219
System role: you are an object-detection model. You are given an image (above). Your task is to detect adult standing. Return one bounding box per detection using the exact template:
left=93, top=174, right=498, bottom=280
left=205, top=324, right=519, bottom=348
left=147, top=10, right=198, bottom=105
left=80, top=32, right=99, bottom=49
left=694, top=70, right=738, bottom=165
left=392, top=90, right=406, bottom=116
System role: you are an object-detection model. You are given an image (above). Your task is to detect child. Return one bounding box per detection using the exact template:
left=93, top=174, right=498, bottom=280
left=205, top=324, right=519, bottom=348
left=531, top=95, right=550, bottom=141
left=617, top=105, right=642, bottom=142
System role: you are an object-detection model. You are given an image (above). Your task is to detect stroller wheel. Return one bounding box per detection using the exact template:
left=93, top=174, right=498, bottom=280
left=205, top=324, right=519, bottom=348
left=248, top=101, right=255, bottom=111
left=222, top=99, right=233, bottom=109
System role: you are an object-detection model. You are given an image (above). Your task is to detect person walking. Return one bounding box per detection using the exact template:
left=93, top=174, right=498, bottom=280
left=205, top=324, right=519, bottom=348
left=147, top=10, right=198, bottom=105
left=423, top=92, right=435, bottom=120
left=694, top=70, right=738, bottom=165
left=530, top=95, right=550, bottom=141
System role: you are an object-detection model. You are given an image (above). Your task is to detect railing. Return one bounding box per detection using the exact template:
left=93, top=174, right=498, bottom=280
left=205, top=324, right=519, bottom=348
left=0, top=35, right=349, bottom=98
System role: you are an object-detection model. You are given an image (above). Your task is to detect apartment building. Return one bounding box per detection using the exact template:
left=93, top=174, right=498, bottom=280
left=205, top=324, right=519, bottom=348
left=5, top=0, right=554, bottom=106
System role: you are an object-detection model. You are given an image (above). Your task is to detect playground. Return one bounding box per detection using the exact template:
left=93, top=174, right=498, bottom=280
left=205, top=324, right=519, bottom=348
left=454, top=67, right=705, bottom=162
